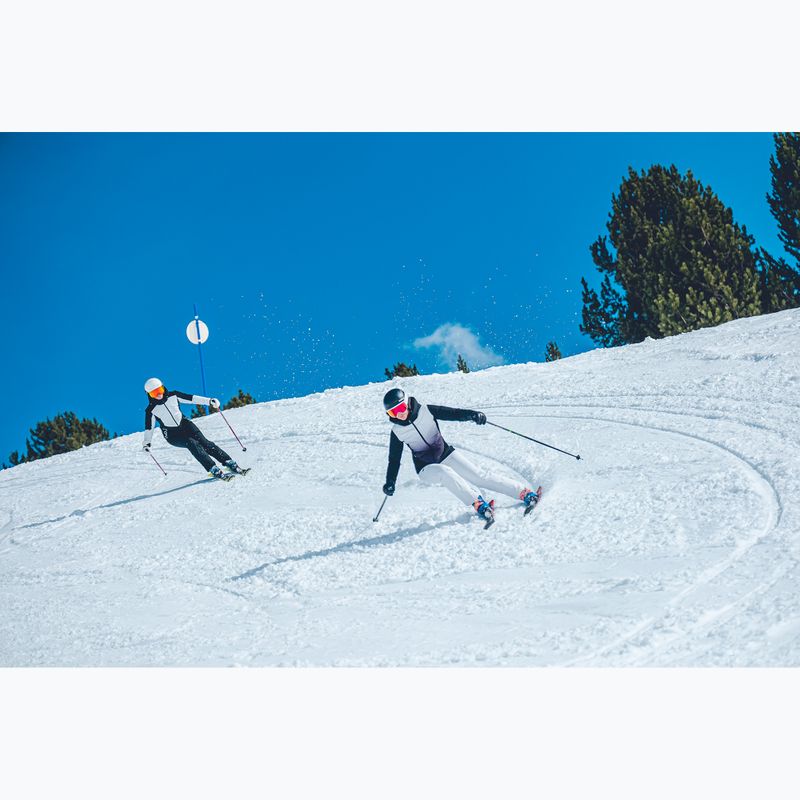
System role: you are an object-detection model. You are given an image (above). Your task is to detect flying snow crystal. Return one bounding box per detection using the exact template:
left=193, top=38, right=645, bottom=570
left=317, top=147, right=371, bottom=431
left=414, top=323, right=505, bottom=369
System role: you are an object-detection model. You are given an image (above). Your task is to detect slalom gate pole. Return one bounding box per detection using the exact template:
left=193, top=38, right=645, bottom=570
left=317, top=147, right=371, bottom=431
left=217, top=408, right=247, bottom=451
left=148, top=450, right=167, bottom=475
left=193, top=304, right=207, bottom=396
left=373, top=495, right=388, bottom=522
left=487, top=420, right=581, bottom=461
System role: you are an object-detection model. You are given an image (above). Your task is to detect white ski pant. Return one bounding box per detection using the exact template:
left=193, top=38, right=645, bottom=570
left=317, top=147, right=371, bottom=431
left=418, top=449, right=526, bottom=507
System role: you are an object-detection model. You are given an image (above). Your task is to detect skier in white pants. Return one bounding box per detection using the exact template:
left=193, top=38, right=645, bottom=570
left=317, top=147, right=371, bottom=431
left=381, top=388, right=539, bottom=523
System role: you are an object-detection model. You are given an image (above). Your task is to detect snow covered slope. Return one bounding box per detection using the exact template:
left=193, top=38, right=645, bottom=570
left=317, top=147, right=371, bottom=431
left=2, top=310, right=799, bottom=666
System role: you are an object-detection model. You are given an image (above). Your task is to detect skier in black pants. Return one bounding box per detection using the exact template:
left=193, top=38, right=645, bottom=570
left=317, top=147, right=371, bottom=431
left=142, top=377, right=246, bottom=480
left=382, top=388, right=540, bottom=525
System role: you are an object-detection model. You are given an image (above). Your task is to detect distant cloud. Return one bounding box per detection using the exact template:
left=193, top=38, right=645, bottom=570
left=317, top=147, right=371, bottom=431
left=414, top=323, right=505, bottom=370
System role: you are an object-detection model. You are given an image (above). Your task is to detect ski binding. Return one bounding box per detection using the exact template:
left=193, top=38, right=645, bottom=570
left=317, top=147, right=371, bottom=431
left=523, top=486, right=543, bottom=516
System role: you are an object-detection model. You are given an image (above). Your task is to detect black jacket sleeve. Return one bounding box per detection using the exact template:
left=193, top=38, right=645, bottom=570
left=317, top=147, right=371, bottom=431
left=427, top=404, right=478, bottom=422
left=172, top=390, right=195, bottom=401
left=385, top=431, right=404, bottom=485
left=145, top=404, right=154, bottom=430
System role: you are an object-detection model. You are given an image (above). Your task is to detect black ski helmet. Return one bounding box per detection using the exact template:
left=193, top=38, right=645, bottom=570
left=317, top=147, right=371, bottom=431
left=383, top=388, right=405, bottom=411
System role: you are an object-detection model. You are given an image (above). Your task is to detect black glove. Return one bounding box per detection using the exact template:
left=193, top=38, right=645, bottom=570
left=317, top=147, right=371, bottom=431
left=472, top=411, right=486, bottom=425
left=383, top=482, right=395, bottom=496
left=143, top=443, right=151, bottom=452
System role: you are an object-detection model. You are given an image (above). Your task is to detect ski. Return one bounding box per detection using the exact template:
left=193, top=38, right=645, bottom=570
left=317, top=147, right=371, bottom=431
left=210, top=469, right=235, bottom=482
left=523, top=486, right=543, bottom=516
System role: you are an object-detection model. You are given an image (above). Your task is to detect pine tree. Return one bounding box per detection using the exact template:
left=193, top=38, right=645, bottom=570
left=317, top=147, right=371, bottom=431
left=456, top=354, right=470, bottom=373
left=757, top=249, right=800, bottom=312
left=545, top=341, right=562, bottom=362
left=223, top=390, right=256, bottom=410
left=767, top=133, right=800, bottom=265
left=385, top=362, right=420, bottom=379
left=192, top=389, right=256, bottom=417
left=581, top=164, right=764, bottom=346
left=8, top=412, right=111, bottom=465
left=759, top=133, right=800, bottom=311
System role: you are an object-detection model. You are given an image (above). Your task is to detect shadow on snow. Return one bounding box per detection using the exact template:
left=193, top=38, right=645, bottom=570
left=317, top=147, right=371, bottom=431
left=17, top=479, right=214, bottom=529
left=227, top=513, right=473, bottom=582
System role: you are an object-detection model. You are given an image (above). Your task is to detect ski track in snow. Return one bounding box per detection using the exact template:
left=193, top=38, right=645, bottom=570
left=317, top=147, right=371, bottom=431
left=2, top=310, right=800, bottom=666
left=503, top=408, right=785, bottom=665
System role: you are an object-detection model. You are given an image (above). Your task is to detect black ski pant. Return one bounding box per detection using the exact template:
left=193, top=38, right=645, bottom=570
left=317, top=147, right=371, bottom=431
left=163, top=418, right=232, bottom=472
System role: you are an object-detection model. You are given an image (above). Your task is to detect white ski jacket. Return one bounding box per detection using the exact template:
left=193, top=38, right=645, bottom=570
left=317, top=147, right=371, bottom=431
left=143, top=390, right=212, bottom=445
left=385, top=397, right=479, bottom=483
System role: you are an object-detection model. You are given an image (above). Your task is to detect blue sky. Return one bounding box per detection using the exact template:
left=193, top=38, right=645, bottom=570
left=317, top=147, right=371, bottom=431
left=0, top=133, right=786, bottom=461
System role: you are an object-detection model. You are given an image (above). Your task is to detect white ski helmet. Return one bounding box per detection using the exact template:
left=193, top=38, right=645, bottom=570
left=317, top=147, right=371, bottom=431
left=144, top=377, right=164, bottom=394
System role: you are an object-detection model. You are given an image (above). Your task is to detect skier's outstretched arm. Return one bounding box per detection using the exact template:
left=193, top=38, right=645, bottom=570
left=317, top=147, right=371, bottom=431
left=383, top=431, right=403, bottom=495
left=173, top=390, right=220, bottom=409
left=428, top=404, right=486, bottom=425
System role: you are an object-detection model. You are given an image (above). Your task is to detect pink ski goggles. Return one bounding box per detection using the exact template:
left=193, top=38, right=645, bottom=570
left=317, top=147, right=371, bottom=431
left=386, top=400, right=408, bottom=418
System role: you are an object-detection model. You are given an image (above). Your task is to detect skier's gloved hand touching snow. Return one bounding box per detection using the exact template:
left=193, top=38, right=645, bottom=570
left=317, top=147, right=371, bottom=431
left=383, top=481, right=395, bottom=496
left=210, top=398, right=220, bottom=409
left=472, top=411, right=486, bottom=425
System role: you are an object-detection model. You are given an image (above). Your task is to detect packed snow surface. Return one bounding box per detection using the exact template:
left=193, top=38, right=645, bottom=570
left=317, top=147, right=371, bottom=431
left=2, top=310, right=800, bottom=666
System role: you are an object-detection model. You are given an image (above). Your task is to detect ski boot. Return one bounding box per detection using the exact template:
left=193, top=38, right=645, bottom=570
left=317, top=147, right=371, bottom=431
left=224, top=459, right=250, bottom=476
left=520, top=486, right=542, bottom=516
left=209, top=465, right=234, bottom=482
left=473, top=495, right=496, bottom=529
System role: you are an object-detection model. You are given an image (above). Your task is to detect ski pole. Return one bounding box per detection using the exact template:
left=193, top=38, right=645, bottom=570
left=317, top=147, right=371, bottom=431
left=217, top=408, right=247, bottom=451
left=487, top=420, right=582, bottom=460
left=373, top=495, right=388, bottom=522
left=147, top=449, right=167, bottom=476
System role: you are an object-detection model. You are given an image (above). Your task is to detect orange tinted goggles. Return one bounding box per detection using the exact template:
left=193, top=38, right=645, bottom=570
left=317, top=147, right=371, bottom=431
left=386, top=400, right=408, bottom=417
left=148, top=386, right=165, bottom=398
